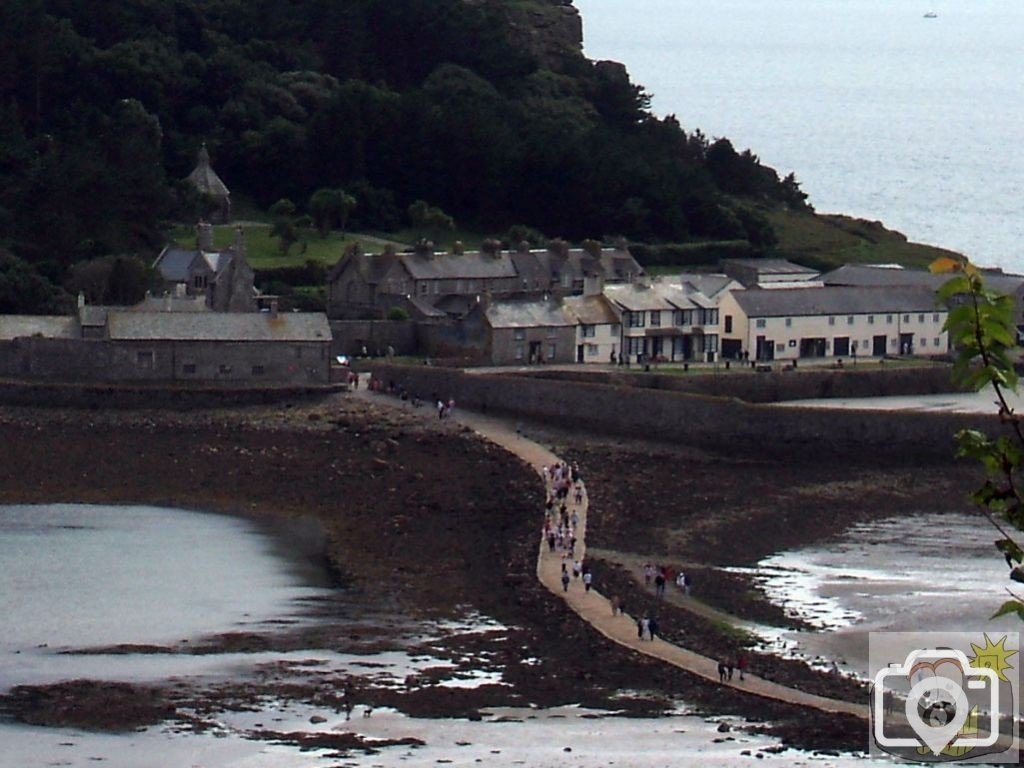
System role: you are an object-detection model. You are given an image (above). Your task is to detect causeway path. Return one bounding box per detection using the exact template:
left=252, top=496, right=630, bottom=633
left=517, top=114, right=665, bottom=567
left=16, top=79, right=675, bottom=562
left=350, top=383, right=867, bottom=720
left=450, top=408, right=868, bottom=720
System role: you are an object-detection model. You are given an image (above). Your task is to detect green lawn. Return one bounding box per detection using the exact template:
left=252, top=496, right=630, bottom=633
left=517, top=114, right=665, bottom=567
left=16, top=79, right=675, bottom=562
left=165, top=223, right=410, bottom=269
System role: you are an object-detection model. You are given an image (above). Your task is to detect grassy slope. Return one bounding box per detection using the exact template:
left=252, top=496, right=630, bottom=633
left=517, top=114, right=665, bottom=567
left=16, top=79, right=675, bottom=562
left=168, top=207, right=963, bottom=276
left=765, top=207, right=963, bottom=271
left=166, top=224, right=407, bottom=270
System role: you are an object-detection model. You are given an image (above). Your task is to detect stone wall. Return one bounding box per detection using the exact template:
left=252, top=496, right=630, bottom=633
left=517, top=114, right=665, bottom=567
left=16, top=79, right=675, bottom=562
left=329, top=320, right=417, bottom=357
left=364, top=362, right=995, bottom=460
left=520, top=364, right=964, bottom=403
left=0, top=379, right=342, bottom=409
left=0, top=338, right=331, bottom=385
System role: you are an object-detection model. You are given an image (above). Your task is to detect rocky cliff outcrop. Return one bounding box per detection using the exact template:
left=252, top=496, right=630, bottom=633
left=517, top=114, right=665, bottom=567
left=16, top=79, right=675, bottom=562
left=467, top=0, right=583, bottom=70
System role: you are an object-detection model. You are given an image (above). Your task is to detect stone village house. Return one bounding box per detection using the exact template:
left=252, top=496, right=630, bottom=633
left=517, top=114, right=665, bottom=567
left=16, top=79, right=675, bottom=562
left=152, top=222, right=257, bottom=312
left=0, top=300, right=332, bottom=386
left=325, top=241, right=643, bottom=321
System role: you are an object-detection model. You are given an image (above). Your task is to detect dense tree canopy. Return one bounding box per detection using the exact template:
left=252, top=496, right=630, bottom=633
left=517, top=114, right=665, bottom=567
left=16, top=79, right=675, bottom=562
left=0, top=0, right=810, bottom=309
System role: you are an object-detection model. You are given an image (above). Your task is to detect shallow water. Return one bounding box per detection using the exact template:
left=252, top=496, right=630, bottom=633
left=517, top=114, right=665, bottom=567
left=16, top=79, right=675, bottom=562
left=0, top=504, right=332, bottom=691
left=748, top=512, right=1018, bottom=677
left=779, top=386, right=1023, bottom=414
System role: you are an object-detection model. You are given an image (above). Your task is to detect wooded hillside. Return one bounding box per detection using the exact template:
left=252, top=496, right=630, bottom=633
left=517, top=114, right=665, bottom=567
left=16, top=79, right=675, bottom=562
left=0, top=0, right=809, bottom=310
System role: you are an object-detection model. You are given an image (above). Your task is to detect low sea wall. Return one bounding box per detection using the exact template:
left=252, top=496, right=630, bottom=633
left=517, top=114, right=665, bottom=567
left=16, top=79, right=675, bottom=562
left=364, top=363, right=995, bottom=460
left=0, top=380, right=344, bottom=409
left=519, top=364, right=963, bottom=403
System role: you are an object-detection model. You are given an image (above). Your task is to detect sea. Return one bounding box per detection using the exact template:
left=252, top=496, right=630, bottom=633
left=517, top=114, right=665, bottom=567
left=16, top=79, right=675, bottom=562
left=575, top=0, right=1024, bottom=272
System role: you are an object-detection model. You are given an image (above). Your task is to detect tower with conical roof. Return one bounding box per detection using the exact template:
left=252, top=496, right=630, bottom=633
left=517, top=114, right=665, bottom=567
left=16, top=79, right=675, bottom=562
left=186, top=142, right=231, bottom=223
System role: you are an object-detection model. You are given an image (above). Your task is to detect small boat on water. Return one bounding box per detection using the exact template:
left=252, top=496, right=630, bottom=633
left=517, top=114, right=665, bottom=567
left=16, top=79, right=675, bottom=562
left=923, top=10, right=938, bottom=18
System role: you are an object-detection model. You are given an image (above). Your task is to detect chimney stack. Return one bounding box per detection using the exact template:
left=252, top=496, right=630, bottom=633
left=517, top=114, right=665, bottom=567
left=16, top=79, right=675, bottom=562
left=196, top=220, right=214, bottom=251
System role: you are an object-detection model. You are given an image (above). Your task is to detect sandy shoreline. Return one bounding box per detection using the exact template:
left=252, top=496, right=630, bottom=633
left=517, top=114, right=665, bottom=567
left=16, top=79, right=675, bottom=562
left=0, top=393, right=979, bottom=757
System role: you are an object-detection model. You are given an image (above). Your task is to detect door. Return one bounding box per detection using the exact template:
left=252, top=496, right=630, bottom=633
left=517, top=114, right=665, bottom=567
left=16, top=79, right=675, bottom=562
left=756, top=335, right=774, bottom=361
left=529, top=341, right=542, bottom=363
left=577, top=344, right=584, bottom=363
left=899, top=333, right=914, bottom=355
left=833, top=337, right=850, bottom=357
left=872, top=335, right=887, bottom=356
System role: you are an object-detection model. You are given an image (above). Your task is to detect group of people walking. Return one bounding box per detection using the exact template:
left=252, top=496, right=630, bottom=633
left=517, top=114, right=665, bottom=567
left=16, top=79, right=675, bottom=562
left=542, top=453, right=754, bottom=691
left=643, top=562, right=691, bottom=598
left=544, top=461, right=592, bottom=595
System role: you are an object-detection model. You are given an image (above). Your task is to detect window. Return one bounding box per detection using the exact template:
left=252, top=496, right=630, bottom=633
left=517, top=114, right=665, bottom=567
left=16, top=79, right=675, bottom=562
left=433, top=282, right=440, bottom=295
left=610, top=324, right=621, bottom=334
left=920, top=337, right=927, bottom=348
left=582, top=325, right=596, bottom=338
left=903, top=314, right=910, bottom=323
left=868, top=315, right=875, bottom=325
left=847, top=315, right=855, bottom=325
left=701, top=308, right=719, bottom=326
left=706, top=334, right=719, bottom=353
left=547, top=343, right=556, bottom=360
left=775, top=343, right=785, bottom=353
left=650, top=311, right=661, bottom=327
left=887, top=314, right=893, bottom=324
left=418, top=282, right=427, bottom=296
left=628, top=312, right=645, bottom=328
left=918, top=313, right=925, bottom=323
left=218, top=364, right=232, bottom=375
left=182, top=363, right=196, bottom=375
left=828, top=316, right=836, bottom=326
left=755, top=318, right=766, bottom=329
left=546, top=327, right=558, bottom=338
left=724, top=315, right=733, bottom=333
left=136, top=351, right=154, bottom=369
left=513, top=329, right=526, bottom=341
left=934, top=337, right=941, bottom=347
left=785, top=318, right=792, bottom=327
left=251, top=364, right=265, bottom=376
left=515, top=345, right=524, bottom=360
left=852, top=340, right=859, bottom=350
left=294, top=347, right=303, bottom=359
left=586, top=344, right=599, bottom=357
left=681, top=309, right=694, bottom=325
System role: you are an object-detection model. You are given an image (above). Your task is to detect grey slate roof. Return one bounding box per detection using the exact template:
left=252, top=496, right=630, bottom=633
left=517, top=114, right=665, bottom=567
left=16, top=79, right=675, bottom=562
left=79, top=306, right=109, bottom=327
left=604, top=283, right=675, bottom=312
left=401, top=252, right=517, bottom=281
left=822, top=264, right=1024, bottom=296
left=154, top=248, right=199, bottom=282
left=677, top=273, right=736, bottom=299
left=723, top=258, right=819, bottom=276
left=0, top=315, right=78, bottom=340
left=106, top=311, right=332, bottom=342
left=732, top=286, right=942, bottom=318
left=486, top=299, right=571, bottom=329
left=562, top=295, right=620, bottom=326
left=129, top=296, right=211, bottom=313
left=187, top=145, right=230, bottom=197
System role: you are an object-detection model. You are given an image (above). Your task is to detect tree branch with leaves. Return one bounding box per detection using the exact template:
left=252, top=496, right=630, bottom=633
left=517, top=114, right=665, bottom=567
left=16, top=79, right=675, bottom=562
left=931, top=256, right=1024, bottom=620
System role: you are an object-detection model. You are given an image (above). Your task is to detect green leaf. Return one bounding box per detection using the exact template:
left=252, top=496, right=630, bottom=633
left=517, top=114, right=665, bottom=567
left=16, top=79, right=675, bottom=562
left=996, top=538, right=1024, bottom=565
left=990, top=599, right=1024, bottom=620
